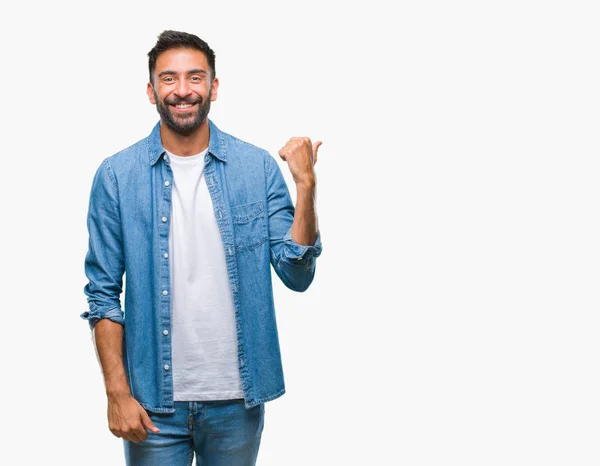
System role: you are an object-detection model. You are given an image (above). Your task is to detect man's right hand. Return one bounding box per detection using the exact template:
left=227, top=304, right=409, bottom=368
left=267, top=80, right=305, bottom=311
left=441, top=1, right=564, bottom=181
left=107, top=394, right=160, bottom=443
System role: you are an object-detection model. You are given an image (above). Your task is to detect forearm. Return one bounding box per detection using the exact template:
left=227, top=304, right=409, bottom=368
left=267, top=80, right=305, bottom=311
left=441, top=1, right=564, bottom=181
left=290, top=181, right=318, bottom=246
left=266, top=153, right=322, bottom=292
left=93, top=319, right=130, bottom=399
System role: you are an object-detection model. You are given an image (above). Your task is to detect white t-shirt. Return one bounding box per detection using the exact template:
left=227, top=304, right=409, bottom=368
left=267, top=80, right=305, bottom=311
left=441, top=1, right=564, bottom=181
left=167, top=149, right=244, bottom=401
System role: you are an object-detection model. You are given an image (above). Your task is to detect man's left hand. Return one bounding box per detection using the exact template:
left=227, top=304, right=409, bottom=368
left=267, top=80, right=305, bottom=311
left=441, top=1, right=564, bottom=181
left=278, top=137, right=322, bottom=187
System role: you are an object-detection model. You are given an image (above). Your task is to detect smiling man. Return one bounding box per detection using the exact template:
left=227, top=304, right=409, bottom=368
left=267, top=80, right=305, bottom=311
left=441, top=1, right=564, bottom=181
left=82, top=30, right=323, bottom=465
left=150, top=48, right=214, bottom=136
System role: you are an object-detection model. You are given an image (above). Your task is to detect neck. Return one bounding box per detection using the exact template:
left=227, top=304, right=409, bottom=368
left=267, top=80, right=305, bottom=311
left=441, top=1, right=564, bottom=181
left=160, top=119, right=210, bottom=156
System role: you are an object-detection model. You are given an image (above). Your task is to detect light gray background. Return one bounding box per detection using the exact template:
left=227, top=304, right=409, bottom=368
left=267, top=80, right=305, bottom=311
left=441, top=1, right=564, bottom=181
left=1, top=0, right=599, bottom=464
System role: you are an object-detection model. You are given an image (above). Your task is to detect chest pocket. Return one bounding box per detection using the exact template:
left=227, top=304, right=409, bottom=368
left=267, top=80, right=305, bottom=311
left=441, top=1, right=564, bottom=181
left=231, top=200, right=268, bottom=251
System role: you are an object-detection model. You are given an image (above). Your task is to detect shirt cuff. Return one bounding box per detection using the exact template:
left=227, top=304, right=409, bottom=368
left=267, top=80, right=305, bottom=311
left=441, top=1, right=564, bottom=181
left=80, top=306, right=125, bottom=330
left=283, top=230, right=323, bottom=261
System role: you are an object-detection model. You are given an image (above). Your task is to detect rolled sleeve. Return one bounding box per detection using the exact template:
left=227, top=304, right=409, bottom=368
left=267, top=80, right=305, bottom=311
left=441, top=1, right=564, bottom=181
left=80, top=305, right=125, bottom=330
left=282, top=229, right=323, bottom=261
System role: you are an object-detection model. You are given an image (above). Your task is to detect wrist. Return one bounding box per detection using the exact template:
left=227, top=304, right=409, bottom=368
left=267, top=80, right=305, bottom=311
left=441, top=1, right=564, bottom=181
left=106, top=387, right=131, bottom=401
left=295, top=178, right=316, bottom=190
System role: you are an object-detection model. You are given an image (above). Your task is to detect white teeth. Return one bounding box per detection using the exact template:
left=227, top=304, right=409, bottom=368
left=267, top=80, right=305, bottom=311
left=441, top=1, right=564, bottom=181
left=176, top=104, right=192, bottom=108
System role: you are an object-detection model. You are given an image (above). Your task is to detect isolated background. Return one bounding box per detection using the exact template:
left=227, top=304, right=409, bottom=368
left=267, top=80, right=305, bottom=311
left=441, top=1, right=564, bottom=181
left=1, top=0, right=599, bottom=464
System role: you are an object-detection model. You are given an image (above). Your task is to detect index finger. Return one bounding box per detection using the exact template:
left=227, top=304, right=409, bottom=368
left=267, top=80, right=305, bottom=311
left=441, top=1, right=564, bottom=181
left=137, top=425, right=149, bottom=441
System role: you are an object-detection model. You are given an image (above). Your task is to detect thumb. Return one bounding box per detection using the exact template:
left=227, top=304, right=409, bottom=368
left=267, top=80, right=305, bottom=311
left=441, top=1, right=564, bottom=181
left=312, top=141, right=322, bottom=165
left=140, top=409, right=160, bottom=433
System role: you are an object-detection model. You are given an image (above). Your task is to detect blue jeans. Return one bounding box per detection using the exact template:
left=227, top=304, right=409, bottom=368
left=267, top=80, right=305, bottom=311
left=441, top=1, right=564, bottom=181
left=124, top=400, right=265, bottom=465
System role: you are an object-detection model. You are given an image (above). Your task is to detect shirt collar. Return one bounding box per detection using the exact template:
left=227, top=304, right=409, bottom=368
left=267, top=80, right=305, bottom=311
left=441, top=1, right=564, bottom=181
left=148, top=118, right=228, bottom=165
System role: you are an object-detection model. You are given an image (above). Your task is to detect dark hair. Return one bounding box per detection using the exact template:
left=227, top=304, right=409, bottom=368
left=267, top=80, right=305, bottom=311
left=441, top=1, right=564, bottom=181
left=147, top=30, right=216, bottom=84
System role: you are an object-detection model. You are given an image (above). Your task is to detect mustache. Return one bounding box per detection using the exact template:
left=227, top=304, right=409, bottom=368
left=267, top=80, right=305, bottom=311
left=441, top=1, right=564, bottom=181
left=164, top=96, right=202, bottom=105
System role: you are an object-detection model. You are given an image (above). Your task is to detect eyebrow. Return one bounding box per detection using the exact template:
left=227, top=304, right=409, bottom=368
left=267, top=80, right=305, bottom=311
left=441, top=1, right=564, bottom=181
left=158, top=69, right=208, bottom=78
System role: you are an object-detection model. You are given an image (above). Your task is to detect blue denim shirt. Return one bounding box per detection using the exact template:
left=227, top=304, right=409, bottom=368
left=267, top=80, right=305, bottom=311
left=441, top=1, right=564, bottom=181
left=81, top=119, right=322, bottom=411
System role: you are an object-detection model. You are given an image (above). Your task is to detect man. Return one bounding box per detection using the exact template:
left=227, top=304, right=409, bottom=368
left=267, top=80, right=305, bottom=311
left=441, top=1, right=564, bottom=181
left=81, top=30, right=323, bottom=465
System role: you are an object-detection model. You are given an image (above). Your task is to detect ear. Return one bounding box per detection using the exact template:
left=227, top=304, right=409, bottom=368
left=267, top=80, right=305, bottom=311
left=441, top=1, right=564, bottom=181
left=147, top=82, right=156, bottom=104
left=210, top=77, right=219, bottom=102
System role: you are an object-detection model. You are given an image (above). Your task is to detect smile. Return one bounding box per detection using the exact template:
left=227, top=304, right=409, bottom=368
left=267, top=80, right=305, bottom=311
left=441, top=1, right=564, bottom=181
left=171, top=103, right=197, bottom=112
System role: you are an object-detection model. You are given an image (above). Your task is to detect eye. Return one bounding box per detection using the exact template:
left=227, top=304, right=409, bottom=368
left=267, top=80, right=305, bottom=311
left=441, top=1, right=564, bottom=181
left=191, top=75, right=203, bottom=82
left=163, top=77, right=175, bottom=83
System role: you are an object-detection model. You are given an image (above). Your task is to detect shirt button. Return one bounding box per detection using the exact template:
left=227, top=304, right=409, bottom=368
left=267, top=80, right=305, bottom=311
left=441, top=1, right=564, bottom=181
left=163, top=154, right=167, bottom=160
left=163, top=364, right=169, bottom=371
left=162, top=216, right=168, bottom=222
left=163, top=329, right=169, bottom=336
left=162, top=290, right=168, bottom=296
left=163, top=253, right=169, bottom=258
left=164, top=181, right=170, bottom=187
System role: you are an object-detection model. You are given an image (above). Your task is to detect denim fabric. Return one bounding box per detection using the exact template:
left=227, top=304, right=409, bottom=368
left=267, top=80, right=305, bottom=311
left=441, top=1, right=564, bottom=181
left=82, top=119, right=322, bottom=411
left=124, top=400, right=264, bottom=466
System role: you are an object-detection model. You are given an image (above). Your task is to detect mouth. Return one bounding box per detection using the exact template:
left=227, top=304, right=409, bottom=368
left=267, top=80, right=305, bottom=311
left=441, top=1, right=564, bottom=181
left=170, top=102, right=197, bottom=113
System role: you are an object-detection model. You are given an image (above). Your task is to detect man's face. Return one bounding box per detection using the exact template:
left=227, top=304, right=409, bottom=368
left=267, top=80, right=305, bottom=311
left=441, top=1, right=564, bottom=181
left=147, top=48, right=219, bottom=135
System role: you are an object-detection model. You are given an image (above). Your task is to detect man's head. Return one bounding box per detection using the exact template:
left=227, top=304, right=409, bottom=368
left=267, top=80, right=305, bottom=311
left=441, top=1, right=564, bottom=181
left=147, top=30, right=218, bottom=136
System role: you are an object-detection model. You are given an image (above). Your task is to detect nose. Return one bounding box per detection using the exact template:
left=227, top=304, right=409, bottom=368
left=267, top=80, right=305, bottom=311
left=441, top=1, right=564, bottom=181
left=174, top=79, right=192, bottom=99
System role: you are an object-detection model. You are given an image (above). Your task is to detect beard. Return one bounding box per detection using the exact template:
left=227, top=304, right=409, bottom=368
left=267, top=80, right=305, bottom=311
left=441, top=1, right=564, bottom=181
left=154, top=88, right=212, bottom=136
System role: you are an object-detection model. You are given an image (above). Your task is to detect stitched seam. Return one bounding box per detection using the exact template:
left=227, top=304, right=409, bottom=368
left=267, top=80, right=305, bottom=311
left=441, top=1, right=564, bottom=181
left=265, top=152, right=274, bottom=178
left=102, top=157, right=126, bottom=267
left=231, top=201, right=264, bottom=223
left=103, top=158, right=118, bottom=192
left=246, top=388, right=285, bottom=408
left=236, top=236, right=268, bottom=251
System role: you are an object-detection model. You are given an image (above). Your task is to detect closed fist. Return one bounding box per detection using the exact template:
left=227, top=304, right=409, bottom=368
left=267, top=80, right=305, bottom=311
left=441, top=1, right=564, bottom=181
left=278, top=137, right=322, bottom=186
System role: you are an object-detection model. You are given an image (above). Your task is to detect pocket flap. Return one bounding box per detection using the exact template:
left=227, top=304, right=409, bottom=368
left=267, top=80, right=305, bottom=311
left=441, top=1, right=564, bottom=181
left=231, top=200, right=264, bottom=223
